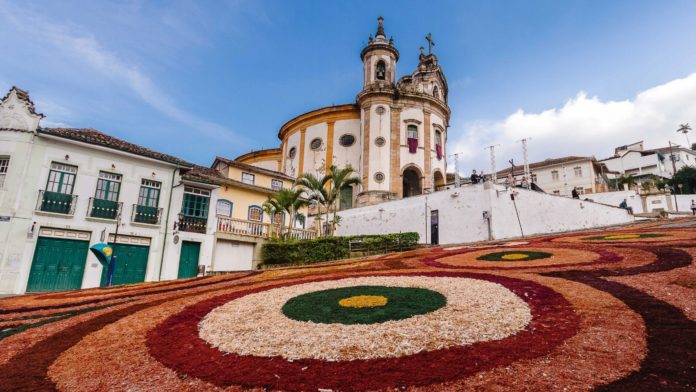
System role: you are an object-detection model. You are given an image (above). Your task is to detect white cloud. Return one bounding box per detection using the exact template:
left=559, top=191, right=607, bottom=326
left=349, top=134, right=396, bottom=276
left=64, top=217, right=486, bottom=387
left=450, top=72, right=696, bottom=174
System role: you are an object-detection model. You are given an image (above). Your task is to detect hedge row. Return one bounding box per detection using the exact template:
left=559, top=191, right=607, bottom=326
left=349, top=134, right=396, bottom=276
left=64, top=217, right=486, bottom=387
left=261, top=232, right=420, bottom=266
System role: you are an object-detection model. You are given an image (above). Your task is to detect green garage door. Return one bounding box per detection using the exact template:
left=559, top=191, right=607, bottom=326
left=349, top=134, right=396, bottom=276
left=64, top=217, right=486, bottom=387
left=100, top=243, right=150, bottom=286
left=178, top=241, right=200, bottom=279
left=27, top=237, right=89, bottom=292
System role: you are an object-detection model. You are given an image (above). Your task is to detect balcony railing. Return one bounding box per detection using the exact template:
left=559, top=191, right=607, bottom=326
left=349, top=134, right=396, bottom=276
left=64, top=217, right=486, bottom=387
left=36, top=190, right=77, bottom=215
left=88, top=198, right=123, bottom=220
left=217, top=217, right=317, bottom=240
left=178, top=215, right=208, bottom=234
left=131, top=204, right=163, bottom=225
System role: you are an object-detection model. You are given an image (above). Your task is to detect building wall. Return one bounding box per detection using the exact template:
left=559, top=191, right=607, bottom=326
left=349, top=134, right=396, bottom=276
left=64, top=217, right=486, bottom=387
left=507, top=160, right=599, bottom=196
left=336, top=184, right=633, bottom=244
left=0, top=131, right=220, bottom=294
left=602, top=151, right=669, bottom=178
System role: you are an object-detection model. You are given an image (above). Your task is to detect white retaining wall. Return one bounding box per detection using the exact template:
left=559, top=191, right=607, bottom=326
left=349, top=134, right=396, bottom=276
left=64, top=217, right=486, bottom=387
left=337, top=184, right=634, bottom=245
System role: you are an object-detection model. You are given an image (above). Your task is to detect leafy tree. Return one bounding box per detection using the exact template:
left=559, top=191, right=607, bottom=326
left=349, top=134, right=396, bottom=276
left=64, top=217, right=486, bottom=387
left=263, top=188, right=307, bottom=239
left=296, top=166, right=361, bottom=236
left=295, top=172, right=330, bottom=236
left=616, top=174, right=637, bottom=190
left=324, top=165, right=361, bottom=235
left=669, top=166, right=696, bottom=194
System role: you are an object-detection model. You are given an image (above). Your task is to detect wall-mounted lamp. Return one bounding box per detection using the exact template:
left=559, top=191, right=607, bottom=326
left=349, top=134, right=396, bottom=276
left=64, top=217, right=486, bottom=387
left=64, top=154, right=70, bottom=161
left=111, top=164, right=116, bottom=170
left=151, top=172, right=156, bottom=177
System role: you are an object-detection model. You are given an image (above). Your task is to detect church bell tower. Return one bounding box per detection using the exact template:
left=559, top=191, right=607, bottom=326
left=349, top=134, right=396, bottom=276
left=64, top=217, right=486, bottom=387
left=360, top=16, right=399, bottom=88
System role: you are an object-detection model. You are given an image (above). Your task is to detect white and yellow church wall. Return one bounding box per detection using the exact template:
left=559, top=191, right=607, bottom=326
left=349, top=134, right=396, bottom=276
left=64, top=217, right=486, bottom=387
left=330, top=119, right=361, bottom=172
left=365, top=103, right=393, bottom=192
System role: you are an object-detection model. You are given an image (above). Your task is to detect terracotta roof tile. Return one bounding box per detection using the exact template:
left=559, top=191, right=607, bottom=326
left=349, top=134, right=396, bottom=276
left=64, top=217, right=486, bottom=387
left=38, top=127, right=192, bottom=166
left=214, top=156, right=295, bottom=181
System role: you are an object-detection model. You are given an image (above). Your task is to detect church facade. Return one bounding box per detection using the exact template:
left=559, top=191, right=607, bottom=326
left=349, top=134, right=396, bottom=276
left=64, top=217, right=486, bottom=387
left=236, top=17, right=451, bottom=207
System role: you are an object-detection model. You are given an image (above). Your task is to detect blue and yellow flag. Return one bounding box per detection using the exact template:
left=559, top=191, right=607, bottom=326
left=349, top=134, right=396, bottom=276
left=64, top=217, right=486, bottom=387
left=89, top=243, right=113, bottom=268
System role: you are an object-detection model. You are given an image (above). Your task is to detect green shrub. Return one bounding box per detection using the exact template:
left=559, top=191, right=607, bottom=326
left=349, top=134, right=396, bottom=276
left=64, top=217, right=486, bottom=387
left=261, top=232, right=419, bottom=267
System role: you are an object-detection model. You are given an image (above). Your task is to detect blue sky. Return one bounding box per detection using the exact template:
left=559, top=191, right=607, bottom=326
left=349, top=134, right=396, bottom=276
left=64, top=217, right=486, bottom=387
left=1, top=0, right=695, bottom=169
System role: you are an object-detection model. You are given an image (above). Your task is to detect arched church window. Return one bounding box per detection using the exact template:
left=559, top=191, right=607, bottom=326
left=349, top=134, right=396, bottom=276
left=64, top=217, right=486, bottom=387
left=288, top=146, right=297, bottom=159
left=433, top=85, right=440, bottom=99
left=435, top=130, right=443, bottom=160
left=407, top=125, right=418, bottom=154
left=339, top=134, right=355, bottom=147
left=310, top=138, right=323, bottom=151
left=375, top=60, right=386, bottom=81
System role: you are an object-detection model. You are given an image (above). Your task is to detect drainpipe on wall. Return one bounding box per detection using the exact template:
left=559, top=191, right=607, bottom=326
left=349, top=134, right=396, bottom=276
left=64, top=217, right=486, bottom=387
left=158, top=166, right=181, bottom=281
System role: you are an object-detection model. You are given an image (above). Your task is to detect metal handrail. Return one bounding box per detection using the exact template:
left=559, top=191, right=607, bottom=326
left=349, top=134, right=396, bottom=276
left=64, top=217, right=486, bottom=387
left=88, top=197, right=123, bottom=220
left=36, top=190, right=78, bottom=215
left=131, top=204, right=163, bottom=225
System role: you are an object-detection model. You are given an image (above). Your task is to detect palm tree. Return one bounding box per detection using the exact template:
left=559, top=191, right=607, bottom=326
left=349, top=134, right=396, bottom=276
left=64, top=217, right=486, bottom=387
left=324, top=165, right=361, bottom=235
left=263, top=188, right=307, bottom=239
left=677, top=123, right=691, bottom=147
left=295, top=173, right=330, bottom=236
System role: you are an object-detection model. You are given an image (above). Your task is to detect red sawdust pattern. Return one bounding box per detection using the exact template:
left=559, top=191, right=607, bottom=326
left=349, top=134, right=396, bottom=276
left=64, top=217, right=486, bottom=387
left=0, top=271, right=257, bottom=316
left=546, top=247, right=696, bottom=390
left=147, top=271, right=579, bottom=391
left=423, top=248, right=622, bottom=271
left=0, top=272, right=257, bottom=391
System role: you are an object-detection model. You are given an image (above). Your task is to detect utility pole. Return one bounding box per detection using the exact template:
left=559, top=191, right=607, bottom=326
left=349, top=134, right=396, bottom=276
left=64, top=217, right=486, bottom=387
left=518, top=138, right=532, bottom=180
left=450, top=152, right=462, bottom=187
left=668, top=141, right=679, bottom=211
left=485, top=144, right=500, bottom=182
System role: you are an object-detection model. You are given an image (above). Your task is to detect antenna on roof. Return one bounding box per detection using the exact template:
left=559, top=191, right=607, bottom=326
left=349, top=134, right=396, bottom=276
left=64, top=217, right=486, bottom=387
left=485, top=144, right=500, bottom=182
left=517, top=138, right=532, bottom=180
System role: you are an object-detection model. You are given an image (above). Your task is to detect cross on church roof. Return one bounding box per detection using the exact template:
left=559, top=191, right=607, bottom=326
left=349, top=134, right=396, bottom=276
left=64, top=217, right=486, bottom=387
left=425, top=33, right=435, bottom=54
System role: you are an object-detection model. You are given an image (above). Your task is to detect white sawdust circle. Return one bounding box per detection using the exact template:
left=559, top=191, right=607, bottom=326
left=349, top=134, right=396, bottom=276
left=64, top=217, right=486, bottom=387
left=198, top=276, right=531, bottom=361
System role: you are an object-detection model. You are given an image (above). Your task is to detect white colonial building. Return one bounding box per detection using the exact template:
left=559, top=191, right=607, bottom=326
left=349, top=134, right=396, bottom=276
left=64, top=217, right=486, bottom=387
left=495, top=156, right=613, bottom=197
left=235, top=17, right=451, bottom=208
left=600, top=140, right=696, bottom=181
left=0, top=87, right=221, bottom=294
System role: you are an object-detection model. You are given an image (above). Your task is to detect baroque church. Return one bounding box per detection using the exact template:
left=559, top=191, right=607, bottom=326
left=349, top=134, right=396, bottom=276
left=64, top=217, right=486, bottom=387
left=234, top=17, right=451, bottom=208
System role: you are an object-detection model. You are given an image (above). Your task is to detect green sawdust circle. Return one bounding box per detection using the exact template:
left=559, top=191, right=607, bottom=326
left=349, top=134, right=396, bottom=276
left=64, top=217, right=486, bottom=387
left=476, top=251, right=553, bottom=262
left=581, top=233, right=670, bottom=241
left=281, top=285, right=446, bottom=325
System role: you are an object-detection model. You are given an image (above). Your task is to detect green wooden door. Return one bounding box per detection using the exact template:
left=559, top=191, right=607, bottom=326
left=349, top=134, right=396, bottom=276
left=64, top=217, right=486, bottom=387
left=100, top=243, right=149, bottom=286
left=27, top=237, right=88, bottom=292
left=178, top=241, right=200, bottom=279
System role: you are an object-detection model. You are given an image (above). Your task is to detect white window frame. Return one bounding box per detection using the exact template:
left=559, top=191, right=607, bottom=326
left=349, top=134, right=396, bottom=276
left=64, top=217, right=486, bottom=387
left=574, top=166, right=583, bottom=177
left=551, top=170, right=559, bottom=181
left=0, top=157, right=9, bottom=189
left=241, top=172, right=255, bottom=185
left=216, top=199, right=233, bottom=217
left=271, top=179, right=283, bottom=191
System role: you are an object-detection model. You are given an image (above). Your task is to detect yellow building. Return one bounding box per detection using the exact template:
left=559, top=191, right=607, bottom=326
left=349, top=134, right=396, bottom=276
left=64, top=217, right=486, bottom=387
left=208, top=156, right=315, bottom=270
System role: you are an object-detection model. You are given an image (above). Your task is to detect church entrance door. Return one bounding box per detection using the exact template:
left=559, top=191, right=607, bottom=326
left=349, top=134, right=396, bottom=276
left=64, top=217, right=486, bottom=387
left=402, top=168, right=422, bottom=198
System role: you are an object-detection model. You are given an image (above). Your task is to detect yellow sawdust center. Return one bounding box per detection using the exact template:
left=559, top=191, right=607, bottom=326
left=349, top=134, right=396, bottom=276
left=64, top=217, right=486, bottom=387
left=501, top=253, right=530, bottom=260
left=338, top=295, right=388, bottom=308
left=605, top=234, right=641, bottom=240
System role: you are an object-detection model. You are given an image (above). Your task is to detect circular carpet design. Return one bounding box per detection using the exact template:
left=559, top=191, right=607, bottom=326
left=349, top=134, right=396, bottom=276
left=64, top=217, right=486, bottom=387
left=476, top=250, right=553, bottom=262
left=198, top=276, right=531, bottom=361
left=1, top=223, right=694, bottom=391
